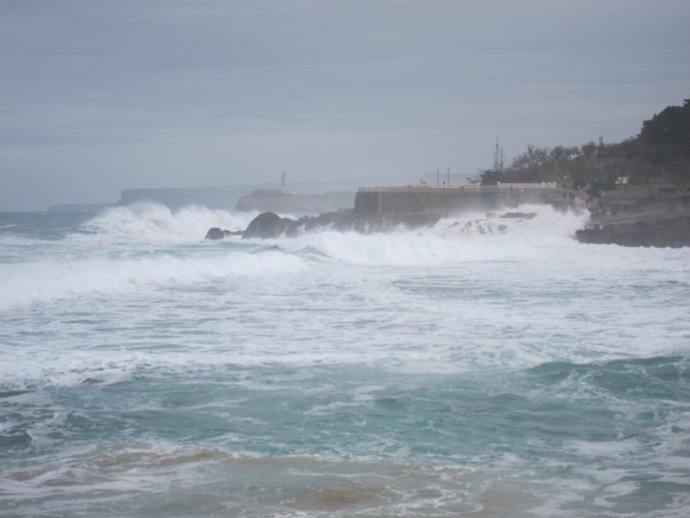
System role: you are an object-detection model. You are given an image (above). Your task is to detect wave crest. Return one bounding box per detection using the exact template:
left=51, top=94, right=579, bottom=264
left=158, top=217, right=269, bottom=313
left=0, top=250, right=305, bottom=309
left=76, top=203, right=255, bottom=244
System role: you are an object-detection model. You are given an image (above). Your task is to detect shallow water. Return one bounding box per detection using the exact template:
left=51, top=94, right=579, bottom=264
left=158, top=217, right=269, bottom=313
left=1, top=204, right=689, bottom=517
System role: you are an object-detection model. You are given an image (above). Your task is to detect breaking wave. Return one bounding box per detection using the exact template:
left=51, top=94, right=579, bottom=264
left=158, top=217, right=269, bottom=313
left=0, top=250, right=306, bottom=309
left=271, top=205, right=591, bottom=266
left=75, top=203, right=256, bottom=244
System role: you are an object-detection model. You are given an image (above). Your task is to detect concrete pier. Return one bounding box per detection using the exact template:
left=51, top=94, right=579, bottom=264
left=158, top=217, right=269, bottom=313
left=354, top=183, right=574, bottom=214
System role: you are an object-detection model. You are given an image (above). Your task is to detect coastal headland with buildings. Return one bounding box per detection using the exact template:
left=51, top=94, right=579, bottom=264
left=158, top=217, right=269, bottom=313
left=212, top=99, right=690, bottom=247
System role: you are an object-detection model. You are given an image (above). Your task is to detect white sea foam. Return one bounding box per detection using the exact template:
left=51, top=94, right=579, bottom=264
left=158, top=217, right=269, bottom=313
left=76, top=203, right=257, bottom=244
left=433, top=203, right=589, bottom=238
left=0, top=250, right=306, bottom=309
left=267, top=205, right=591, bottom=266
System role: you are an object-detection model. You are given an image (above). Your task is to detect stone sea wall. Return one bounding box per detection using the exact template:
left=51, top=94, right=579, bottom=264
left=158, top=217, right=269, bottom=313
left=235, top=189, right=355, bottom=213
left=354, top=185, right=576, bottom=214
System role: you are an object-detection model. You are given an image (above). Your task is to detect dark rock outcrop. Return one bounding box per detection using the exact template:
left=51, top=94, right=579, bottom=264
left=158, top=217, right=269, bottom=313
left=576, top=214, right=690, bottom=247
left=242, top=212, right=298, bottom=239
left=205, top=227, right=242, bottom=240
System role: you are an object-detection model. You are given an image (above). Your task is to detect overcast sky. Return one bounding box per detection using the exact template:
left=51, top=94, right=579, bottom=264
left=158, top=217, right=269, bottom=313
left=1, top=0, right=689, bottom=210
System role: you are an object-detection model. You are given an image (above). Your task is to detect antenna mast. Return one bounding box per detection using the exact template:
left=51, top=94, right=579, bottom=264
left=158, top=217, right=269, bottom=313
left=493, top=137, right=504, bottom=172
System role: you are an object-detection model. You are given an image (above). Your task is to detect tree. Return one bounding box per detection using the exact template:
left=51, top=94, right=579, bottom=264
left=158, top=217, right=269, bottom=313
left=581, top=141, right=597, bottom=158
left=496, top=99, right=690, bottom=190
left=639, top=99, right=690, bottom=162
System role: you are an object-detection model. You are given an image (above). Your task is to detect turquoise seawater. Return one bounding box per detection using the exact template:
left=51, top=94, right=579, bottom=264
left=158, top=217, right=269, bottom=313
left=1, top=204, right=689, bottom=517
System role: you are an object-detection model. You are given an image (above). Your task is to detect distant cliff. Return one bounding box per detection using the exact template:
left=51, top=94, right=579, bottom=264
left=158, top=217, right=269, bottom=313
left=47, top=202, right=113, bottom=213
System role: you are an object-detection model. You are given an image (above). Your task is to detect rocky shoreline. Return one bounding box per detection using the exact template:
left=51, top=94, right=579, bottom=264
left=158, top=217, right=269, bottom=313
left=206, top=207, right=690, bottom=248
left=206, top=210, right=443, bottom=240
left=575, top=210, right=690, bottom=248
left=207, top=181, right=690, bottom=249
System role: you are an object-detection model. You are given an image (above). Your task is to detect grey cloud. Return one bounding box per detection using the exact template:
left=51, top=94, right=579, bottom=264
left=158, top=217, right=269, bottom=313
left=1, top=0, right=689, bottom=210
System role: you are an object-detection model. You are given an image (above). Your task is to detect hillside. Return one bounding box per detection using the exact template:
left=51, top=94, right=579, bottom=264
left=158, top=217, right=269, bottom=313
left=482, top=99, right=690, bottom=201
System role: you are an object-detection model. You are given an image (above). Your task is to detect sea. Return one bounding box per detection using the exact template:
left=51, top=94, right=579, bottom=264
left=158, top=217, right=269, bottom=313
left=1, top=203, right=689, bottom=517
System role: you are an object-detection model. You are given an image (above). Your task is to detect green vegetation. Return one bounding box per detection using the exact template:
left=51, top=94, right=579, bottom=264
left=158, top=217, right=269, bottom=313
left=481, top=99, right=690, bottom=198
